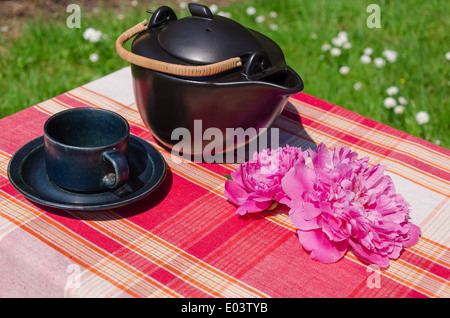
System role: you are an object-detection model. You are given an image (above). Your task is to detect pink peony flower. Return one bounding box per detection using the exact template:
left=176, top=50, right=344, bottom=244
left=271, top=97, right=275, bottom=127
left=281, top=143, right=421, bottom=269
left=224, top=146, right=307, bottom=215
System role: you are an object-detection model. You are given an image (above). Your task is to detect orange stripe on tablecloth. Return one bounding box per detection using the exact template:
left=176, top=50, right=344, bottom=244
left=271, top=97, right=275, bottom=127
left=65, top=90, right=143, bottom=124
left=420, top=236, right=449, bottom=255
left=34, top=100, right=68, bottom=116
left=67, top=209, right=269, bottom=298
left=202, top=213, right=292, bottom=278
left=346, top=251, right=448, bottom=298
left=0, top=150, right=11, bottom=178
left=0, top=190, right=181, bottom=298
left=0, top=193, right=181, bottom=298
left=275, top=116, right=450, bottom=197
left=393, top=257, right=449, bottom=298
left=40, top=86, right=448, bottom=296
left=289, top=97, right=450, bottom=166
left=81, top=86, right=138, bottom=112
left=408, top=240, right=450, bottom=269
left=416, top=198, right=450, bottom=260
left=286, top=103, right=450, bottom=175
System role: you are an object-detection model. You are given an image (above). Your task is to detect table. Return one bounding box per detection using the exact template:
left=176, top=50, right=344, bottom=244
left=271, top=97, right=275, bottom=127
left=0, top=67, right=448, bottom=298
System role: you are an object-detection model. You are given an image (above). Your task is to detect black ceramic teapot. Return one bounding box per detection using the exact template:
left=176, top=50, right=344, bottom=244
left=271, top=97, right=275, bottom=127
left=116, top=3, right=303, bottom=158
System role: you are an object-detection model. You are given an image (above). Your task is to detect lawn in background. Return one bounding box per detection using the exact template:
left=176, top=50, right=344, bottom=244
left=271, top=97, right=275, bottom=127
left=0, top=0, right=448, bottom=148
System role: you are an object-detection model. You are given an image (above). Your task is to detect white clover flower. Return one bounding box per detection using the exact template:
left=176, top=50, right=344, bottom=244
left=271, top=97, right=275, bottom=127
left=339, top=66, right=350, bottom=75
left=83, top=28, right=95, bottom=40
left=360, top=55, right=371, bottom=64
left=435, top=139, right=441, bottom=145
left=386, top=86, right=399, bottom=96
left=255, top=15, right=265, bottom=23
left=83, top=28, right=102, bottom=43
left=246, top=6, right=256, bottom=15
left=353, top=82, right=362, bottom=91
left=383, top=97, right=397, bottom=109
left=209, top=4, right=219, bottom=14
left=446, top=52, right=450, bottom=60
left=131, top=0, right=138, bottom=7
left=338, top=31, right=348, bottom=41
left=179, top=2, right=187, bottom=9
left=90, top=30, right=103, bottom=43
left=331, top=37, right=344, bottom=47
left=330, top=47, right=341, bottom=56
left=343, top=42, right=352, bottom=49
left=383, top=49, right=398, bottom=63
left=415, top=111, right=430, bottom=125
left=321, top=42, right=331, bottom=51
left=374, top=57, right=386, bottom=68
left=398, top=96, right=408, bottom=105
left=311, top=33, right=318, bottom=40
left=1, top=25, right=9, bottom=33
left=117, top=13, right=124, bottom=20
left=364, top=47, right=373, bottom=55
left=269, top=24, right=279, bottom=31
left=394, top=105, right=405, bottom=114
left=269, top=11, right=278, bottom=19
left=89, top=53, right=99, bottom=63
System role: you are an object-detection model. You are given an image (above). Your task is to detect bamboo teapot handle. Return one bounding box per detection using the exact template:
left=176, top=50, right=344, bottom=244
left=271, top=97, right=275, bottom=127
left=115, top=20, right=243, bottom=77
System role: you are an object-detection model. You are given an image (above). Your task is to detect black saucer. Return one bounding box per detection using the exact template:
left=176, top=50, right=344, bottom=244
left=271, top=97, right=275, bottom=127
left=7, top=135, right=167, bottom=211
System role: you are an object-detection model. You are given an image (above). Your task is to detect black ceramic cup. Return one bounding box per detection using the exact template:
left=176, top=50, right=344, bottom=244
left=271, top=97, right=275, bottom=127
left=44, top=108, right=130, bottom=193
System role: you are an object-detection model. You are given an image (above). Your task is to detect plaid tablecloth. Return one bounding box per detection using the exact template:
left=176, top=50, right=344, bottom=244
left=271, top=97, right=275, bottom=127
left=0, top=67, right=448, bottom=298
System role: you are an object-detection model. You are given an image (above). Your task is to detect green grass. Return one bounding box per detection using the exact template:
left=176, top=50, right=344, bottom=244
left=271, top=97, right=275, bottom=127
left=1, top=0, right=449, bottom=148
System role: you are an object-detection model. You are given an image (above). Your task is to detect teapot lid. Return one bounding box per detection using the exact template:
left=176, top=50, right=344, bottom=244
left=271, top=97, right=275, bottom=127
left=132, top=3, right=285, bottom=71
left=158, top=4, right=261, bottom=64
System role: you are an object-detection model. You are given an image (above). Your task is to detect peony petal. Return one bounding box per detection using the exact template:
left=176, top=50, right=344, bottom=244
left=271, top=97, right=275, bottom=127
left=281, top=163, right=316, bottom=201
left=402, top=223, right=421, bottom=248
left=230, top=165, right=244, bottom=187
left=348, top=239, right=390, bottom=269
left=302, top=201, right=322, bottom=220
left=309, top=143, right=331, bottom=170
left=364, top=164, right=386, bottom=190
left=289, top=208, right=321, bottom=230
left=297, top=229, right=348, bottom=264
left=278, top=196, right=292, bottom=207
left=235, top=199, right=272, bottom=215
left=224, top=180, right=250, bottom=205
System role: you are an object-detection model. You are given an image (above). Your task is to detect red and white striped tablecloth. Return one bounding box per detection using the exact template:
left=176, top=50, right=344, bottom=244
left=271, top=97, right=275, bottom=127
left=0, top=67, right=448, bottom=298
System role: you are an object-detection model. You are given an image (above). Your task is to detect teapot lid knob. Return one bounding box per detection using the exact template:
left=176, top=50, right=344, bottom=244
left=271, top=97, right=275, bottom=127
left=188, top=3, right=214, bottom=19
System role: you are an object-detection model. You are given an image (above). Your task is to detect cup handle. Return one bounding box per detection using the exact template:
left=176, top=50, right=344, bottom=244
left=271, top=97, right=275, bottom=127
left=102, top=149, right=129, bottom=189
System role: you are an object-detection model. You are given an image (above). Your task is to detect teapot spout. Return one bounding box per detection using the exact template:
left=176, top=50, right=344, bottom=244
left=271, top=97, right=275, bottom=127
left=256, top=66, right=304, bottom=94
left=242, top=50, right=303, bottom=94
